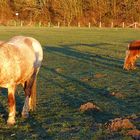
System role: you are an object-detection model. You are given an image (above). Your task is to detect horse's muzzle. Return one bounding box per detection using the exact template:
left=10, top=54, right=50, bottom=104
left=123, top=63, right=136, bottom=70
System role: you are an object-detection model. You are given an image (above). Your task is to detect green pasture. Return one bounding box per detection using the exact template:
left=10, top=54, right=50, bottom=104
left=0, top=27, right=140, bottom=139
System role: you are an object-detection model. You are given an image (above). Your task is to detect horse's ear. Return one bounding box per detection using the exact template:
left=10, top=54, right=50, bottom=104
left=24, top=38, right=32, bottom=47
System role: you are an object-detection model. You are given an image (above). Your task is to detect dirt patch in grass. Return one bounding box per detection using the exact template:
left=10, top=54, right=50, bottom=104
left=127, top=129, right=140, bottom=139
left=106, top=118, right=135, bottom=132
left=80, top=77, right=90, bottom=82
left=80, top=73, right=107, bottom=82
left=55, top=67, right=64, bottom=73
left=94, top=73, right=107, bottom=79
left=79, top=102, right=101, bottom=112
left=110, top=92, right=125, bottom=99
left=105, top=115, right=140, bottom=139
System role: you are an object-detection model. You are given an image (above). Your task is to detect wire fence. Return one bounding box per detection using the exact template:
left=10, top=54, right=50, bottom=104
left=1, top=20, right=140, bottom=29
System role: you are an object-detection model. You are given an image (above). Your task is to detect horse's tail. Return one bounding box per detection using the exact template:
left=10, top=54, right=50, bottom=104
left=30, top=77, right=37, bottom=111
left=28, top=68, right=39, bottom=111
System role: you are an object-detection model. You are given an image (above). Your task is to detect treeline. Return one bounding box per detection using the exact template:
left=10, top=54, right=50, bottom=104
left=0, top=0, right=140, bottom=26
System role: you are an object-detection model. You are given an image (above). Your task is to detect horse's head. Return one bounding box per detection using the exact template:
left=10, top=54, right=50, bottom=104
left=123, top=41, right=140, bottom=70
left=123, top=50, right=137, bottom=70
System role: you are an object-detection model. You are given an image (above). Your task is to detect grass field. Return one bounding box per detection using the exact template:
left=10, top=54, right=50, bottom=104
left=0, top=27, right=140, bottom=139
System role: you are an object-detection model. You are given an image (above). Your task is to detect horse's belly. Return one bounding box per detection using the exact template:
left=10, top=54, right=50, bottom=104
left=17, top=66, right=34, bottom=85
left=15, top=56, right=35, bottom=84
left=0, top=71, right=20, bottom=88
left=0, top=55, right=34, bottom=88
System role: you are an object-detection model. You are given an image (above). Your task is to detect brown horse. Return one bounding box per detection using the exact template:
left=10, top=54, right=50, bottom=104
left=124, top=40, right=140, bottom=70
left=0, top=36, right=43, bottom=125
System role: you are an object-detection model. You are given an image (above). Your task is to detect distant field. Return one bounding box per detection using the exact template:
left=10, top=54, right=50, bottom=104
left=0, top=27, right=140, bottom=139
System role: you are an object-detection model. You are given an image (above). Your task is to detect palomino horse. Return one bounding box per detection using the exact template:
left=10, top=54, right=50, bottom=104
left=124, top=40, right=140, bottom=70
left=0, top=36, right=43, bottom=125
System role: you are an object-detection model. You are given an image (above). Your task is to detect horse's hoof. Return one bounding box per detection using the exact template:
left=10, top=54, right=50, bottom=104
left=7, top=122, right=15, bottom=126
left=7, top=118, right=15, bottom=126
left=22, top=113, right=29, bottom=119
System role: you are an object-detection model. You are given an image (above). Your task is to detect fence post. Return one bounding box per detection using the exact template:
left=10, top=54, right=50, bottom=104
left=48, top=22, right=51, bottom=27
left=122, top=22, right=125, bottom=28
left=68, top=22, right=70, bottom=27
left=111, top=22, right=113, bottom=28
left=14, top=20, right=16, bottom=26
left=78, top=22, right=80, bottom=27
left=99, top=22, right=102, bottom=28
left=88, top=22, right=91, bottom=28
left=20, top=21, right=23, bottom=27
left=134, top=22, right=137, bottom=28
left=39, top=21, right=41, bottom=27
left=57, top=22, right=60, bottom=28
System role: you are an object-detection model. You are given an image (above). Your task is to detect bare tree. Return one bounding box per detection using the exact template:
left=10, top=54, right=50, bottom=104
left=0, top=0, right=140, bottom=26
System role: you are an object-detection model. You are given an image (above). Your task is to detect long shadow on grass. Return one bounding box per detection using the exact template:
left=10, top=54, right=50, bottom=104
left=61, top=42, right=125, bottom=53
left=60, top=43, right=111, bottom=48
left=45, top=45, right=126, bottom=74
left=42, top=66, right=134, bottom=123
left=23, top=116, right=51, bottom=139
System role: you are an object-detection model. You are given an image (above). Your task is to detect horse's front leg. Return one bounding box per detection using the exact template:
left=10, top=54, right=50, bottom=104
left=7, top=85, right=16, bottom=125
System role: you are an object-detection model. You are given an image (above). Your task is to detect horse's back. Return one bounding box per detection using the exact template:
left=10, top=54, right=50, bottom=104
left=8, top=36, right=43, bottom=68
left=129, top=40, right=140, bottom=48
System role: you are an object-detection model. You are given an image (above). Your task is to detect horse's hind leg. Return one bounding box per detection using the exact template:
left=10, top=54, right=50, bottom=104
left=22, top=70, right=37, bottom=118
left=7, top=85, right=16, bottom=125
left=21, top=81, right=30, bottom=118
left=29, top=77, right=37, bottom=111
